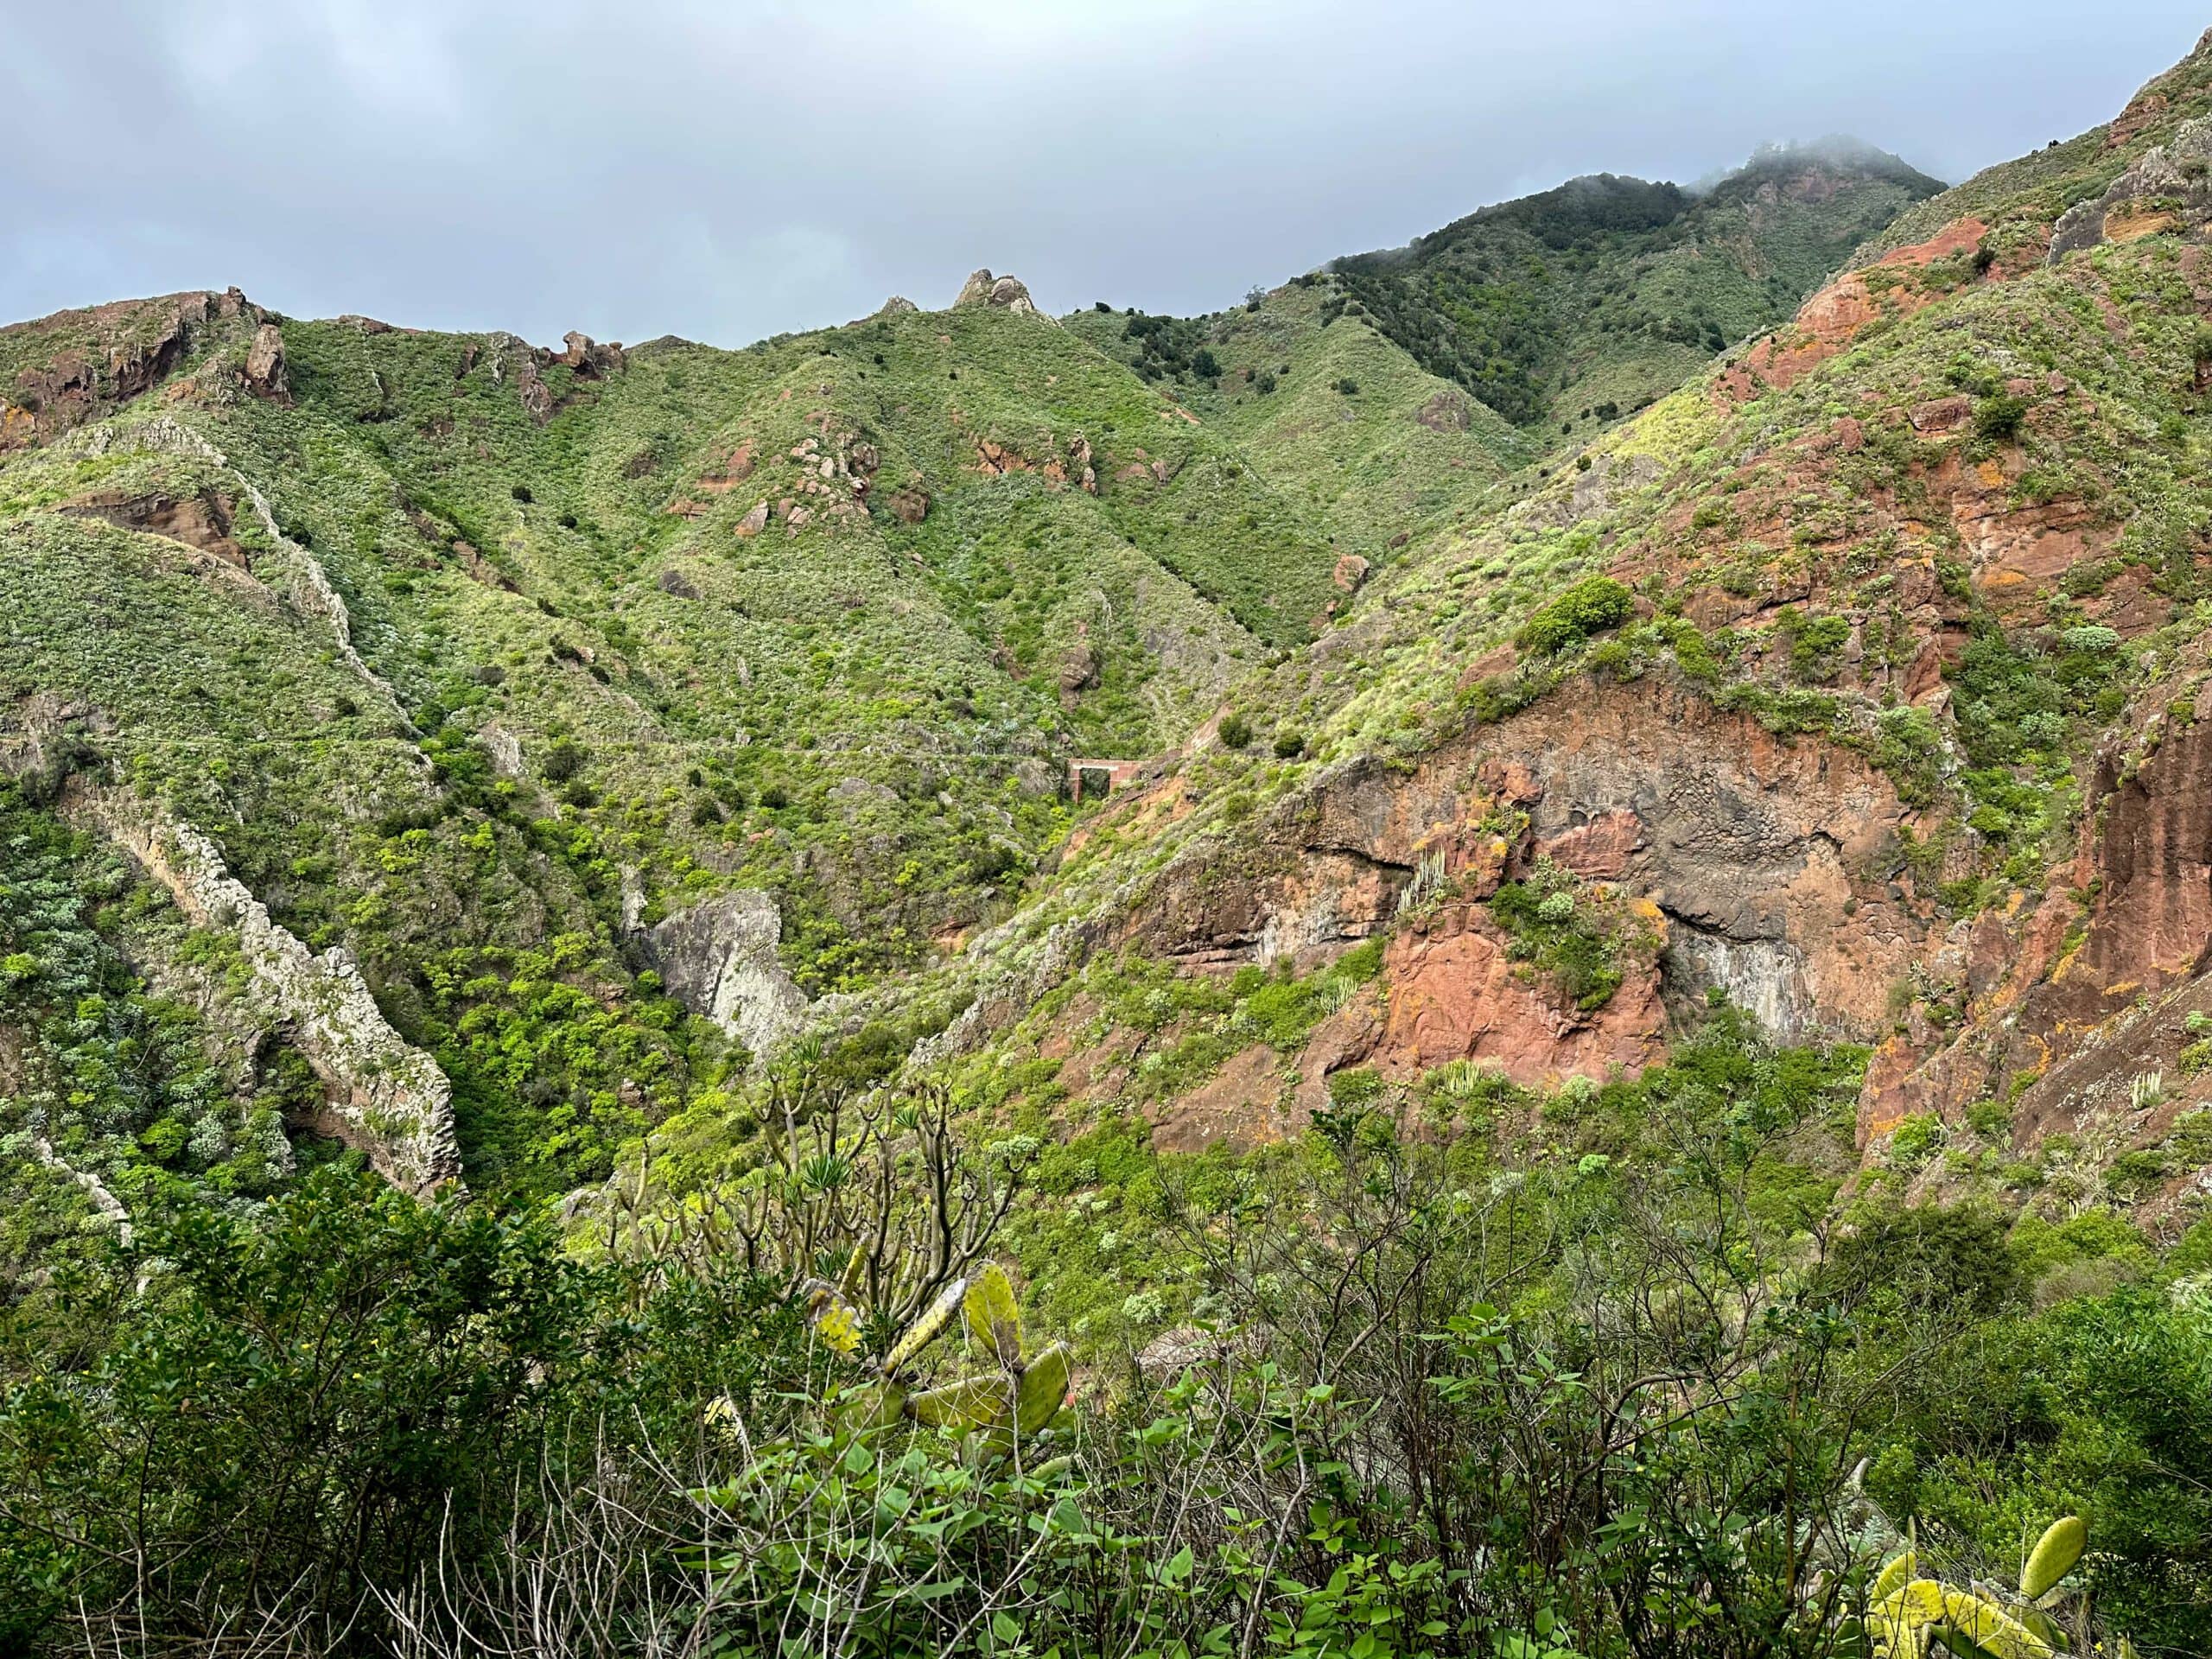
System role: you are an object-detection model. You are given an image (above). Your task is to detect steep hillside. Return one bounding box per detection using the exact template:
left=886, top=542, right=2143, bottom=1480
left=13, top=34, right=2212, bottom=1658
left=827, top=29, right=2212, bottom=1245
left=1066, top=281, right=1536, bottom=556
left=1332, top=140, right=1945, bottom=429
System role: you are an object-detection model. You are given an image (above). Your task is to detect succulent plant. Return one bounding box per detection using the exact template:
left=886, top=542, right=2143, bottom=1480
left=1866, top=1515, right=2116, bottom=1659
left=811, top=1258, right=1068, bottom=1456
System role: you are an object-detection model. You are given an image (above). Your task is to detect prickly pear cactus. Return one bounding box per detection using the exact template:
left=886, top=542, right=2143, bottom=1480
left=1867, top=1514, right=2095, bottom=1659
left=802, top=1260, right=1070, bottom=1456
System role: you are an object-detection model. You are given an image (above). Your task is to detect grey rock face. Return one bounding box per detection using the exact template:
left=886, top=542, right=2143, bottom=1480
left=244, top=322, right=287, bottom=398
left=86, top=793, right=461, bottom=1195
left=2050, top=117, right=2212, bottom=262
left=644, top=890, right=809, bottom=1058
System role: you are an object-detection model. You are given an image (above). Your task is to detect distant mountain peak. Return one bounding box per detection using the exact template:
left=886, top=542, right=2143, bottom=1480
left=1694, top=135, right=1944, bottom=195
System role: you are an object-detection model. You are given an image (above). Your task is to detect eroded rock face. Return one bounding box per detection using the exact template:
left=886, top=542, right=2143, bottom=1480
left=1866, top=678, right=2212, bottom=1147
left=1376, top=918, right=1667, bottom=1087
left=2050, top=116, right=2212, bottom=261
left=81, top=792, right=461, bottom=1195
left=0, top=290, right=238, bottom=449
left=556, top=330, right=626, bottom=376
left=58, top=487, right=247, bottom=567
left=644, top=891, right=809, bottom=1058
left=1122, top=681, right=1929, bottom=1086
left=243, top=322, right=288, bottom=400
left=1719, top=218, right=1991, bottom=400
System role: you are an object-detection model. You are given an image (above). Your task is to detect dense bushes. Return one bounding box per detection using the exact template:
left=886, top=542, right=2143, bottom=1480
left=3, top=1018, right=2202, bottom=1655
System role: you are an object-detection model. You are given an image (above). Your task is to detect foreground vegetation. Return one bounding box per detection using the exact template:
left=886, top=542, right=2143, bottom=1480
left=3, top=1009, right=2205, bottom=1656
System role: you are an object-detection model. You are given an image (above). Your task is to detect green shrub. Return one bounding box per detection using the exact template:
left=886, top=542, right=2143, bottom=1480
left=1515, top=575, right=1635, bottom=655
left=1489, top=859, right=1633, bottom=1010
left=1974, top=392, right=2028, bottom=442
left=1889, top=1111, right=1945, bottom=1170
left=1217, top=712, right=1252, bottom=749
left=540, top=737, right=586, bottom=783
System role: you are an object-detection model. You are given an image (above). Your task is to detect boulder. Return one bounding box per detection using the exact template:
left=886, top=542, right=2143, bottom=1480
left=556, top=330, right=626, bottom=376
left=1058, top=640, right=1100, bottom=695
left=644, top=890, right=810, bottom=1059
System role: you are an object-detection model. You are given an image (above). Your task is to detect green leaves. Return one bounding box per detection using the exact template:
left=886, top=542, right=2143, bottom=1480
left=1513, top=575, right=1633, bottom=656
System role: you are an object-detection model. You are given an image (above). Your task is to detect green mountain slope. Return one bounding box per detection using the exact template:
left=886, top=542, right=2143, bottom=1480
left=0, top=279, right=1357, bottom=1194
left=882, top=29, right=2212, bottom=1260
left=0, top=139, right=1955, bottom=1212
left=1330, top=140, right=1945, bottom=429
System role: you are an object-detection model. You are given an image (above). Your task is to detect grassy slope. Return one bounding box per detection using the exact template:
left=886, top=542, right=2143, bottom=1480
left=0, top=282, right=1385, bottom=1192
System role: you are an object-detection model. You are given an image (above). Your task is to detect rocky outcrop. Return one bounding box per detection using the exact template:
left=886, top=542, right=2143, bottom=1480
left=644, top=891, right=809, bottom=1058
left=2050, top=116, right=2212, bottom=261
left=1719, top=218, right=1989, bottom=400
left=64, top=416, right=413, bottom=731
left=1058, top=639, right=1100, bottom=699
left=556, top=331, right=626, bottom=376
left=1125, top=681, right=1929, bottom=1072
left=243, top=322, right=288, bottom=400
left=32, top=1138, right=133, bottom=1244
left=1865, top=678, right=2212, bottom=1148
left=80, top=792, right=461, bottom=1195
left=908, top=916, right=1103, bottom=1069
left=0, top=289, right=245, bottom=449
left=1414, top=390, right=1472, bottom=432
left=975, top=431, right=1096, bottom=489
left=1376, top=914, right=1667, bottom=1088
left=952, top=269, right=1050, bottom=320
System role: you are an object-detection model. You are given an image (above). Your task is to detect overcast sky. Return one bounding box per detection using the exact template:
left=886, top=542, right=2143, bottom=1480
left=4, top=3, right=2206, bottom=348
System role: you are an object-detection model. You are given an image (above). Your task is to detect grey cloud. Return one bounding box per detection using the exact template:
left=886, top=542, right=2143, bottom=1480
left=3, top=2, right=2204, bottom=346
